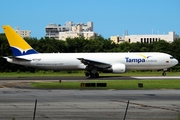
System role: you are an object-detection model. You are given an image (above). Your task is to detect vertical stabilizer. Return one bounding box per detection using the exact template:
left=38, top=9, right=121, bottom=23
left=2, top=25, right=38, bottom=56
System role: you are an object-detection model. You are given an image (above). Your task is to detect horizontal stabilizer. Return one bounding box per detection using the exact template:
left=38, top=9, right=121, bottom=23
left=3, top=56, right=31, bottom=61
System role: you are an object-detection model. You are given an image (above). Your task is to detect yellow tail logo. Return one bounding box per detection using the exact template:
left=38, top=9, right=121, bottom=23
left=2, top=25, right=38, bottom=56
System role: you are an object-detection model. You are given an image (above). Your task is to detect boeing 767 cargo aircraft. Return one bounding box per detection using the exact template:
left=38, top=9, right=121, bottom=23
left=2, top=25, right=178, bottom=77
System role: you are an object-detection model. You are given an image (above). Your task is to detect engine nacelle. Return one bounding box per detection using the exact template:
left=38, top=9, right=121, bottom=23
left=102, top=63, right=126, bottom=73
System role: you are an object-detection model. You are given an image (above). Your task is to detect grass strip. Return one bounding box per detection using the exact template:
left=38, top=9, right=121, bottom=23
left=31, top=80, right=180, bottom=90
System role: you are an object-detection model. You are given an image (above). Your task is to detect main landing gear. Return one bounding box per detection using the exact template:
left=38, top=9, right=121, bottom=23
left=85, top=71, right=99, bottom=78
left=162, top=69, right=167, bottom=76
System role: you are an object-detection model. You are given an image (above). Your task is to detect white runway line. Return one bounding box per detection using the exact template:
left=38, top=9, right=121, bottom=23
left=134, top=76, right=180, bottom=79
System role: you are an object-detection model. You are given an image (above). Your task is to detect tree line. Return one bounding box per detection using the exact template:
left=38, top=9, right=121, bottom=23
left=0, top=33, right=180, bottom=72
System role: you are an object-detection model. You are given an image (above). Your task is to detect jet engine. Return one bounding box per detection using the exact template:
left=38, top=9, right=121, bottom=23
left=102, top=63, right=126, bottom=73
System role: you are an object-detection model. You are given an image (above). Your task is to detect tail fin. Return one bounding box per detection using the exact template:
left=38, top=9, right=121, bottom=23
left=2, top=25, right=38, bottom=56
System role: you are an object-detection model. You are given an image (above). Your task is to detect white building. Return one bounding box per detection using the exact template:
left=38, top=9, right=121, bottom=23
left=111, top=31, right=179, bottom=44
left=123, top=31, right=179, bottom=43
left=15, top=26, right=31, bottom=38
left=46, top=21, right=97, bottom=40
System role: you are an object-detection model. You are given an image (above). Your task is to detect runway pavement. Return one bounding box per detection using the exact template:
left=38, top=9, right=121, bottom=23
left=0, top=75, right=180, bottom=81
left=0, top=76, right=180, bottom=120
left=0, top=88, right=180, bottom=120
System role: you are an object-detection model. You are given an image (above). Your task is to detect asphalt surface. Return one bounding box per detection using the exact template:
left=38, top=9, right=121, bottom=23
left=0, top=76, right=180, bottom=120
left=0, top=76, right=180, bottom=81
left=0, top=89, right=180, bottom=120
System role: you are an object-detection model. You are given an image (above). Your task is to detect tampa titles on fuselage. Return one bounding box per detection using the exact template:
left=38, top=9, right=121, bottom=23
left=125, top=55, right=157, bottom=64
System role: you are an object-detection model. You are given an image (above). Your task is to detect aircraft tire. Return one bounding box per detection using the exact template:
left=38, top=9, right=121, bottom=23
left=90, top=73, right=95, bottom=78
left=85, top=72, right=90, bottom=77
left=94, top=73, right=99, bottom=78
left=162, top=72, right=166, bottom=76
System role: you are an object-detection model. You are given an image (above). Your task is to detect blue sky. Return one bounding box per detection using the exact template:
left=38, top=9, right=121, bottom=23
left=0, top=0, right=179, bottom=39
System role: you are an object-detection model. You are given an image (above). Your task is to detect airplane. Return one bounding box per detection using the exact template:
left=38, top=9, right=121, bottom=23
left=2, top=25, right=179, bottom=77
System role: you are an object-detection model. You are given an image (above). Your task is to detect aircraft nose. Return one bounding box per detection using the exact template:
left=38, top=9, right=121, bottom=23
left=173, top=59, right=178, bottom=65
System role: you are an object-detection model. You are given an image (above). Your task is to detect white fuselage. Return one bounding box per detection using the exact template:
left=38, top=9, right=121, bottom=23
left=6, top=52, right=178, bottom=71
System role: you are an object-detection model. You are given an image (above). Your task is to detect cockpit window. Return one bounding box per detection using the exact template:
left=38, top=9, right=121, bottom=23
left=170, top=57, right=174, bottom=59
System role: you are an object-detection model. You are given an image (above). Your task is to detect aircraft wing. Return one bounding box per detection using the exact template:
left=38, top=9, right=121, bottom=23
left=77, top=58, right=111, bottom=69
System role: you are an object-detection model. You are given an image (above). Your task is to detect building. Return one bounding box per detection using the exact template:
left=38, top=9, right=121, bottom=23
left=111, top=31, right=179, bottom=44
left=45, top=21, right=97, bottom=40
left=45, top=22, right=73, bottom=39
left=110, top=35, right=119, bottom=44
left=110, top=35, right=124, bottom=44
left=15, top=26, right=31, bottom=38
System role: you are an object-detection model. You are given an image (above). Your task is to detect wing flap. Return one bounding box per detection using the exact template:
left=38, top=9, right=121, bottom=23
left=77, top=58, right=111, bottom=69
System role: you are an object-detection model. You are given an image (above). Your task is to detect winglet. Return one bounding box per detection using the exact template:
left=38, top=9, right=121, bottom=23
left=2, top=25, right=38, bottom=56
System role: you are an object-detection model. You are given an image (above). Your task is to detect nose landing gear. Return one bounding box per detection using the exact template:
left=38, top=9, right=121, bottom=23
left=162, top=69, right=167, bottom=76
left=162, top=71, right=166, bottom=76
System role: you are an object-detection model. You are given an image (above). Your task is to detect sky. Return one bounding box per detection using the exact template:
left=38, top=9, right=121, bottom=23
left=0, top=0, right=180, bottom=39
